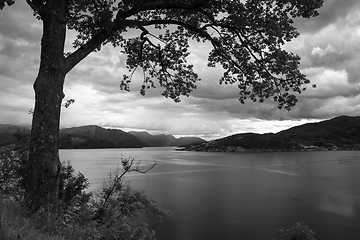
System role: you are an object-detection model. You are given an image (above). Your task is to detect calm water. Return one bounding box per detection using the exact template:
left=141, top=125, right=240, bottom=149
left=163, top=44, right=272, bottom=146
left=60, top=147, right=360, bottom=240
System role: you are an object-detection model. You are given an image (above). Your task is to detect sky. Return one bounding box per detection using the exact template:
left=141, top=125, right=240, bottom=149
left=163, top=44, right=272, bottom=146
left=1, top=0, right=360, bottom=140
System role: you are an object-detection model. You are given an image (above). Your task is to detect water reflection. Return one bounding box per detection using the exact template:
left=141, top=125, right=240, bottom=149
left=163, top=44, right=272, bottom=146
left=320, top=190, right=357, bottom=217
left=256, top=167, right=299, bottom=176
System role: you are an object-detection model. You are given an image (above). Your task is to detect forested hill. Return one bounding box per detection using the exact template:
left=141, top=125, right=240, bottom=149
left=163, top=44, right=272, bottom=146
left=59, top=126, right=205, bottom=149
left=128, top=131, right=205, bottom=147
left=59, top=125, right=145, bottom=149
left=0, top=124, right=205, bottom=149
left=1, top=116, right=359, bottom=150
left=182, top=116, right=360, bottom=152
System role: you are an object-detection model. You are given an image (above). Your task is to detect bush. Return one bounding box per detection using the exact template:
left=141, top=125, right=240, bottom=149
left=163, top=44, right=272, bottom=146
left=273, top=222, right=317, bottom=240
left=0, top=144, right=27, bottom=201
left=54, top=158, right=171, bottom=240
left=0, top=140, right=171, bottom=240
left=0, top=200, right=64, bottom=240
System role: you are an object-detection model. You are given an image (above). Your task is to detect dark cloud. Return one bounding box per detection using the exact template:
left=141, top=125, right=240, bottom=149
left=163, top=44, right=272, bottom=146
left=0, top=1, right=41, bottom=43
left=290, top=96, right=360, bottom=119
left=294, top=0, right=360, bottom=32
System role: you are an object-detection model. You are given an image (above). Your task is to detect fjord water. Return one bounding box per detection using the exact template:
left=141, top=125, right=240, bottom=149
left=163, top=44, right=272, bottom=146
left=60, top=147, right=360, bottom=240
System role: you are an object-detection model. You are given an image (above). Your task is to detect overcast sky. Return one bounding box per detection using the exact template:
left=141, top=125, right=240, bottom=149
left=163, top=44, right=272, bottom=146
left=1, top=0, right=360, bottom=140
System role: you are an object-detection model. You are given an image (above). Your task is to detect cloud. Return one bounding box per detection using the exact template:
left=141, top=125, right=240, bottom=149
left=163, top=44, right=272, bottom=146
left=294, top=0, right=360, bottom=33
left=1, top=0, right=360, bottom=139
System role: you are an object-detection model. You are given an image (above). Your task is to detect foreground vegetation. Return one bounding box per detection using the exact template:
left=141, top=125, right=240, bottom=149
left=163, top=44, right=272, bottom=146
left=0, top=138, right=171, bottom=240
left=0, top=138, right=317, bottom=240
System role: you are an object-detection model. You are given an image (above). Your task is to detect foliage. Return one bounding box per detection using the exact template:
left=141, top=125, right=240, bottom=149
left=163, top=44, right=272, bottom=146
left=52, top=157, right=169, bottom=240
left=0, top=132, right=29, bottom=201
left=9, top=0, right=322, bottom=109
left=0, top=142, right=170, bottom=240
left=273, top=222, right=317, bottom=240
left=0, top=200, right=65, bottom=240
left=62, top=99, right=75, bottom=109
left=0, top=0, right=14, bottom=10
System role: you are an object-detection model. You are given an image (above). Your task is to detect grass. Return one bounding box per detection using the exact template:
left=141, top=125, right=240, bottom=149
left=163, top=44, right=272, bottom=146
left=0, top=198, right=64, bottom=240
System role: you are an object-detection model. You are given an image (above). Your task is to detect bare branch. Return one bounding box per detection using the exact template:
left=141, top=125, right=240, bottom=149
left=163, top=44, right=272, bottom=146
left=94, top=157, right=156, bottom=222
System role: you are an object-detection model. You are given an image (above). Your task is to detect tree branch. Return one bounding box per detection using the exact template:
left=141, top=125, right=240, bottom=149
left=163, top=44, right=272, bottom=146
left=0, top=0, right=14, bottom=10
left=26, top=0, right=45, bottom=15
left=64, top=17, right=210, bottom=74
left=65, top=2, right=217, bottom=75
left=115, top=1, right=215, bottom=23
left=64, top=29, right=109, bottom=74
left=125, top=19, right=212, bottom=39
left=94, top=157, right=156, bottom=222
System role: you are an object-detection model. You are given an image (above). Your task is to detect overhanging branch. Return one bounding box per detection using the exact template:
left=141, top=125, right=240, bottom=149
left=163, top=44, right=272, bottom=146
left=26, top=0, right=45, bottom=15
left=64, top=29, right=109, bottom=74
left=115, top=1, right=215, bottom=23
left=64, top=2, right=216, bottom=75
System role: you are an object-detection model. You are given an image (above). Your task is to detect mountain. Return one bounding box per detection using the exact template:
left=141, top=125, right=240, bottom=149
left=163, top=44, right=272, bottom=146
left=0, top=124, right=206, bottom=149
left=59, top=125, right=146, bottom=149
left=128, top=131, right=206, bottom=147
left=176, top=136, right=207, bottom=146
left=57, top=125, right=206, bottom=148
left=128, top=131, right=175, bottom=147
left=182, top=116, right=360, bottom=152
left=2, top=116, right=358, bottom=150
left=276, top=116, right=360, bottom=148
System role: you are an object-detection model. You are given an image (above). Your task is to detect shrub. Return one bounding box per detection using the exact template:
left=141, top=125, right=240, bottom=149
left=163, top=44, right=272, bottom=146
left=53, top=158, right=171, bottom=240
left=0, top=140, right=171, bottom=240
left=0, top=200, right=64, bottom=240
left=273, top=222, right=317, bottom=240
left=0, top=144, right=27, bottom=201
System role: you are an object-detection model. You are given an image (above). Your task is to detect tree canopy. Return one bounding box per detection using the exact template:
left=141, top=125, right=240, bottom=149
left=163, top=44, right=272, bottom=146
left=0, top=0, right=14, bottom=10
left=6, top=0, right=322, bottom=109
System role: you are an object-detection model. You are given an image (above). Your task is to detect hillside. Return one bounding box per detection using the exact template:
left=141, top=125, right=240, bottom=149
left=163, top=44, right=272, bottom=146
left=59, top=125, right=146, bottom=149
left=0, top=124, right=206, bottom=149
left=276, top=116, right=360, bottom=149
left=182, top=116, right=360, bottom=152
left=1, top=116, right=358, bottom=150
left=128, top=131, right=206, bottom=147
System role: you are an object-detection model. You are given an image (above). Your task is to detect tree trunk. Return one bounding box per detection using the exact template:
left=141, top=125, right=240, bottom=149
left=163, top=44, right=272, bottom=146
left=26, top=1, right=67, bottom=211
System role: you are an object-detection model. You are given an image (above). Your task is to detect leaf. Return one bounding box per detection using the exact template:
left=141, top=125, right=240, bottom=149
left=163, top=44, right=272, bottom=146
left=0, top=0, right=14, bottom=10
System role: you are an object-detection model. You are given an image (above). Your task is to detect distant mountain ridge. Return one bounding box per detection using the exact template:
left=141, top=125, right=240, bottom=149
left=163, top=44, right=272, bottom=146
left=1, top=116, right=359, bottom=151
left=0, top=124, right=206, bottom=149
left=182, top=116, right=360, bottom=152
left=59, top=126, right=205, bottom=149
left=128, top=131, right=205, bottom=147
left=59, top=125, right=146, bottom=149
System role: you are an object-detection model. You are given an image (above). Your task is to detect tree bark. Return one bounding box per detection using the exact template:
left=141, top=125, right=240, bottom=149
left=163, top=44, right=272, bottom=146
left=26, top=1, right=67, bottom=211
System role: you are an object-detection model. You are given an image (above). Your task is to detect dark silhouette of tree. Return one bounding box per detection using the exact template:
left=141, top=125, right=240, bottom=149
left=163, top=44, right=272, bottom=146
left=0, top=0, right=323, bottom=211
